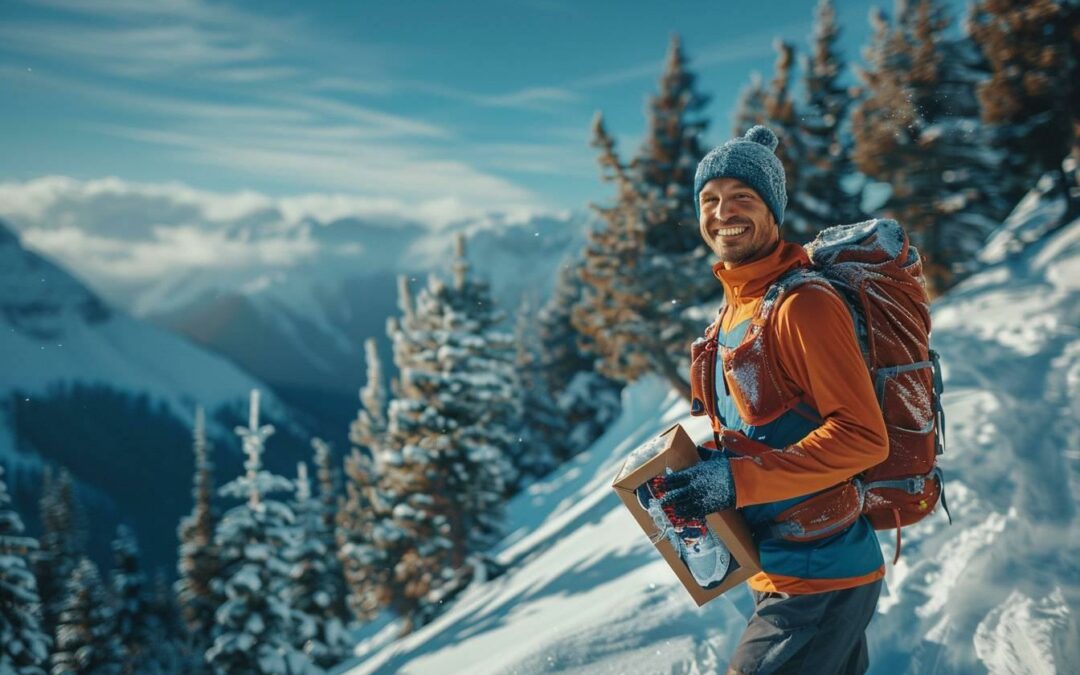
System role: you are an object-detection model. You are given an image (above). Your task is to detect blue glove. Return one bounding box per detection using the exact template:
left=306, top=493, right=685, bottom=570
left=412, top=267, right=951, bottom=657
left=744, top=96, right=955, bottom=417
left=659, top=453, right=736, bottom=520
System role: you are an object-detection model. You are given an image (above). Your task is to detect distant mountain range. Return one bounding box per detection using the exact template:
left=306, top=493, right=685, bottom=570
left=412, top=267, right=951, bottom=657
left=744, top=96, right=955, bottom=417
left=0, top=219, right=313, bottom=573
left=2, top=181, right=589, bottom=446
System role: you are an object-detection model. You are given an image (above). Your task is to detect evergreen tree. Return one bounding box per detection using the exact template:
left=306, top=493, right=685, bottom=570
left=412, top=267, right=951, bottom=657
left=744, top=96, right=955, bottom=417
left=762, top=39, right=808, bottom=236
left=109, top=525, right=149, bottom=673
left=967, top=0, right=1080, bottom=207
left=34, top=468, right=84, bottom=640
left=574, top=39, right=720, bottom=400
left=633, top=34, right=711, bottom=255
left=349, top=338, right=388, bottom=455
left=852, top=0, right=1009, bottom=295
left=510, top=295, right=567, bottom=480
left=142, top=569, right=193, bottom=674
left=309, top=438, right=349, bottom=624
left=206, top=390, right=313, bottom=674
left=790, top=0, right=866, bottom=238
left=376, top=236, right=522, bottom=633
left=535, top=258, right=623, bottom=458
left=536, top=259, right=596, bottom=402
left=284, top=461, right=350, bottom=669
left=50, top=557, right=124, bottom=675
left=575, top=113, right=698, bottom=399
left=175, top=406, right=220, bottom=649
left=0, top=464, right=50, bottom=674
left=312, top=438, right=339, bottom=534
left=338, top=318, right=398, bottom=626
left=336, top=446, right=390, bottom=625
left=732, top=71, right=768, bottom=137
left=394, top=236, right=520, bottom=550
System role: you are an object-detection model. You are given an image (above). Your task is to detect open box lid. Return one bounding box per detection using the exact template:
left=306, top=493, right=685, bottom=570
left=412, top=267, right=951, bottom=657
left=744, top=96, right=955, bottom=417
left=611, top=422, right=689, bottom=492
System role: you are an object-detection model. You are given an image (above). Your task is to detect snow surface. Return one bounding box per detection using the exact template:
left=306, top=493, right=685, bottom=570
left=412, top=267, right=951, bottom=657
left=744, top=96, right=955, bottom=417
left=336, top=215, right=1080, bottom=675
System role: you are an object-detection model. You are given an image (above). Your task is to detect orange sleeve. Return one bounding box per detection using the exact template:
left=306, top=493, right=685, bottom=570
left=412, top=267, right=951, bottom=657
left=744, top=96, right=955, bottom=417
left=729, top=285, right=889, bottom=507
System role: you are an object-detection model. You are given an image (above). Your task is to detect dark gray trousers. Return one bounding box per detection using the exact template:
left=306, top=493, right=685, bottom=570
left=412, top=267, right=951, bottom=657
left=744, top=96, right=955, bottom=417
left=727, top=579, right=883, bottom=675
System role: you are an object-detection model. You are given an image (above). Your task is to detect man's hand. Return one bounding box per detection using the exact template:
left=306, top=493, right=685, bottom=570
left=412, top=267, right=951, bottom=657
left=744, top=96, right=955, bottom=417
left=659, top=454, right=736, bottom=520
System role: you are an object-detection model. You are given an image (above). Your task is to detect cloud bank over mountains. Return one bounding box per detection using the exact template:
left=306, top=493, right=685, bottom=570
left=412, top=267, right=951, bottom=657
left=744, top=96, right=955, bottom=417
left=0, top=175, right=566, bottom=305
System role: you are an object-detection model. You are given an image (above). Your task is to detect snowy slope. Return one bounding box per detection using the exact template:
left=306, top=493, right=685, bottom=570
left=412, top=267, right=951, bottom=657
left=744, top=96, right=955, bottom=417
left=336, top=215, right=1079, bottom=673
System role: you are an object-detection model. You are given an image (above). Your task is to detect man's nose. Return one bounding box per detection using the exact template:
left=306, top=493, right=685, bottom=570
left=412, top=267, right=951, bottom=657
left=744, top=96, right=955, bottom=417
left=713, top=197, right=736, bottom=221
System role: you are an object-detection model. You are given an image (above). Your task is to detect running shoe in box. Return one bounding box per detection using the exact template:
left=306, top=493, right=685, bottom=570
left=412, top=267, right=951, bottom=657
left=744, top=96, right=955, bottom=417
left=611, top=422, right=760, bottom=606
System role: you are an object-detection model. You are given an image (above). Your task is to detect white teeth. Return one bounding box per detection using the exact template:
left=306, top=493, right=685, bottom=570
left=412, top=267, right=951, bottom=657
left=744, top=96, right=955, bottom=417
left=713, top=227, right=748, bottom=237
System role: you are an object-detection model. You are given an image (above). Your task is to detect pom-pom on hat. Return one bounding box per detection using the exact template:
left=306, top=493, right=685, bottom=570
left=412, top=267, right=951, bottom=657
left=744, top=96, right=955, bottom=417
left=693, top=124, right=786, bottom=226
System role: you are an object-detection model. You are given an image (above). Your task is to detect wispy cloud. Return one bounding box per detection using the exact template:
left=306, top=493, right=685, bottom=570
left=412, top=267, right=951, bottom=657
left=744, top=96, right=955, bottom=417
left=391, top=81, right=581, bottom=112
left=569, top=20, right=812, bottom=90
left=2, top=0, right=812, bottom=212
left=2, top=0, right=547, bottom=208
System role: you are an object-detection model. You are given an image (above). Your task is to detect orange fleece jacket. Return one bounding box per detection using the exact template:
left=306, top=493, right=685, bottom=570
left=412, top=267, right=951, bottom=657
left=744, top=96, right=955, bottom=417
left=713, top=240, right=889, bottom=507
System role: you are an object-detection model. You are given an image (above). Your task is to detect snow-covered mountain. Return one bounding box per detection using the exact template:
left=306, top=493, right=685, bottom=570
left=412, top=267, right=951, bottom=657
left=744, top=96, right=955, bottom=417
left=146, top=211, right=586, bottom=395
left=336, top=203, right=1079, bottom=672
left=0, top=219, right=312, bottom=572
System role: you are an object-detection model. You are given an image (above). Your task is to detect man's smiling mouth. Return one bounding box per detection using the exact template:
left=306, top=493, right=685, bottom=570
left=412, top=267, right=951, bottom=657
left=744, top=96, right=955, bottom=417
left=712, top=226, right=748, bottom=237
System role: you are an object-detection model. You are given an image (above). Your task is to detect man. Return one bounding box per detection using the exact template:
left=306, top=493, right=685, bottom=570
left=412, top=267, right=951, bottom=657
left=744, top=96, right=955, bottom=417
left=659, top=125, right=890, bottom=674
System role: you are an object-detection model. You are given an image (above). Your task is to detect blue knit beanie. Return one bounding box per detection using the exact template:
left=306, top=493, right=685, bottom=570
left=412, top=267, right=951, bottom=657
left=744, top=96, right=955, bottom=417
left=693, top=124, right=786, bottom=226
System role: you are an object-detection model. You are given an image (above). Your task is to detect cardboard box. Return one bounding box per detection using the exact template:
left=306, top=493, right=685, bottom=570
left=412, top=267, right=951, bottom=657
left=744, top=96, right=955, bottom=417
left=612, top=422, right=761, bottom=606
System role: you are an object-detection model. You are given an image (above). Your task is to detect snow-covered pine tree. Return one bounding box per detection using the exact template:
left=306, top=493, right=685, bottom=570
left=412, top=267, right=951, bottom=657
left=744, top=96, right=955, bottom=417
left=510, top=295, right=567, bottom=481
left=206, top=390, right=313, bottom=674
left=110, top=524, right=150, bottom=672
left=373, top=303, right=453, bottom=635
left=732, top=71, right=768, bottom=136
left=50, top=557, right=124, bottom=674
left=535, top=258, right=622, bottom=457
left=789, top=0, right=866, bottom=239
left=0, top=464, right=50, bottom=674
left=139, top=569, right=192, bottom=674
left=309, top=438, right=349, bottom=624
left=175, top=405, right=220, bottom=650
left=400, top=236, right=520, bottom=546
left=284, top=461, right=350, bottom=669
left=967, top=0, right=1080, bottom=208
left=312, top=439, right=339, bottom=534
left=336, top=446, right=391, bottom=624
left=376, top=238, right=522, bottom=633
left=852, top=0, right=1009, bottom=295
left=34, top=467, right=84, bottom=640
left=350, top=338, right=388, bottom=455
left=338, top=339, right=394, bottom=624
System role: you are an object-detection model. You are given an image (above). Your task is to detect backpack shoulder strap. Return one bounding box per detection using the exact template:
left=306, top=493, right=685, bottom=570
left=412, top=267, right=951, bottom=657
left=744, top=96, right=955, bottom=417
left=756, top=266, right=834, bottom=324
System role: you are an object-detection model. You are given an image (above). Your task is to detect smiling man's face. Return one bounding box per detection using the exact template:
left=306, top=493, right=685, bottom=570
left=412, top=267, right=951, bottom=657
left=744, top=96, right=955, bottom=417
left=698, top=177, right=780, bottom=268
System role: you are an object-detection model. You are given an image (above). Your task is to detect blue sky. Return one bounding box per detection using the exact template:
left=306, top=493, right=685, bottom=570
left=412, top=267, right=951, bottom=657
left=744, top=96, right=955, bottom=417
left=0, top=0, right=971, bottom=215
